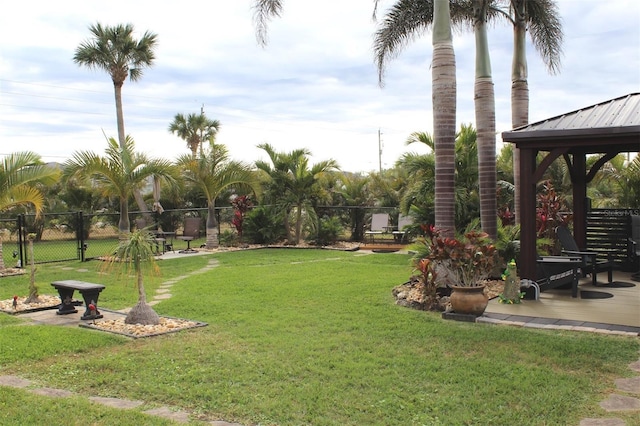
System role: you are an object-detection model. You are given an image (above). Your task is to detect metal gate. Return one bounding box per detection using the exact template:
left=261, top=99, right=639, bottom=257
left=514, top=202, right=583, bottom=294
left=16, top=212, right=83, bottom=266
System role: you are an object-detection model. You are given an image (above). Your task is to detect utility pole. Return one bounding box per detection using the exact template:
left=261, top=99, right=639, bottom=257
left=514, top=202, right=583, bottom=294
left=378, top=128, right=383, bottom=174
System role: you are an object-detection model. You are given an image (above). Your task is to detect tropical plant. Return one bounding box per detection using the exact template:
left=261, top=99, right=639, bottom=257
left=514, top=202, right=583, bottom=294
left=374, top=0, right=467, bottom=236
left=24, top=234, right=41, bottom=304
left=595, top=153, right=640, bottom=208
left=412, top=223, right=498, bottom=289
left=0, top=152, right=59, bottom=270
left=230, top=195, right=253, bottom=244
left=535, top=179, right=571, bottom=254
left=399, top=124, right=481, bottom=232
left=74, top=22, right=159, bottom=215
left=74, top=23, right=158, bottom=149
left=472, top=0, right=498, bottom=239
left=109, top=229, right=161, bottom=325
left=62, top=136, right=179, bottom=235
left=243, top=205, right=285, bottom=244
left=168, top=112, right=221, bottom=158
left=505, top=0, right=563, bottom=223
left=334, top=173, right=372, bottom=241
left=177, top=144, right=258, bottom=248
left=256, top=143, right=339, bottom=245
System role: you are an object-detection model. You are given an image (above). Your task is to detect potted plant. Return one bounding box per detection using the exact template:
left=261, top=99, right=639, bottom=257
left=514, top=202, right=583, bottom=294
left=412, top=224, right=498, bottom=316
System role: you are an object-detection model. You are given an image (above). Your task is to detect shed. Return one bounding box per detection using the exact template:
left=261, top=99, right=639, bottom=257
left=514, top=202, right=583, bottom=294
left=502, top=93, right=640, bottom=281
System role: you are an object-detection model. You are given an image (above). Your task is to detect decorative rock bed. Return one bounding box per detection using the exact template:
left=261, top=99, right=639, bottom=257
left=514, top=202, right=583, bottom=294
left=80, top=312, right=207, bottom=338
left=0, top=294, right=70, bottom=314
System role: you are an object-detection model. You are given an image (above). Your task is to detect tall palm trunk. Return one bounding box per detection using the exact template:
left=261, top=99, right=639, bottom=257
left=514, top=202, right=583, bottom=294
left=294, top=203, right=304, bottom=245
left=119, top=198, right=130, bottom=235
left=114, top=82, right=126, bottom=149
left=206, top=202, right=219, bottom=249
left=114, top=80, right=149, bottom=215
left=137, top=267, right=146, bottom=304
left=511, top=0, right=529, bottom=225
left=432, top=0, right=457, bottom=237
left=473, top=0, right=497, bottom=240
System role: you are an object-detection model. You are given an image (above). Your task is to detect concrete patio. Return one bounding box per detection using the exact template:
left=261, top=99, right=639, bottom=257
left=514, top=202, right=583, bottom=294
left=483, top=270, right=640, bottom=334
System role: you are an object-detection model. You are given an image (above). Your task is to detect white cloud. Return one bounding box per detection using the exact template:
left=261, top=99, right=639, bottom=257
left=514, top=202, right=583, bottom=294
left=1, top=0, right=639, bottom=172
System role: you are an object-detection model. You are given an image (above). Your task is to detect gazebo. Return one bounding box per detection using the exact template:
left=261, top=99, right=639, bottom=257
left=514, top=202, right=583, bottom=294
left=502, top=92, right=640, bottom=281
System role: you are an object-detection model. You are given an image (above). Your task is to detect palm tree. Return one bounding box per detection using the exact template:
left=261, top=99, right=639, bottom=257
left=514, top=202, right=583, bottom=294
left=168, top=112, right=221, bottom=158
left=505, top=0, right=563, bottom=224
left=255, top=143, right=303, bottom=243
left=111, top=229, right=161, bottom=325
left=0, top=152, right=59, bottom=270
left=400, top=124, right=481, bottom=231
left=253, top=0, right=284, bottom=46
left=74, top=23, right=158, bottom=150
left=74, top=23, right=158, bottom=215
left=177, top=144, right=258, bottom=249
left=335, top=173, right=372, bottom=241
left=472, top=0, right=497, bottom=239
left=374, top=0, right=463, bottom=236
left=256, top=143, right=339, bottom=245
left=62, top=136, right=179, bottom=235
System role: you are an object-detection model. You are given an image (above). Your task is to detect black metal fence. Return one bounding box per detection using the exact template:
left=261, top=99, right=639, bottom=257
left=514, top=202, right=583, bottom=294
left=1, top=206, right=402, bottom=267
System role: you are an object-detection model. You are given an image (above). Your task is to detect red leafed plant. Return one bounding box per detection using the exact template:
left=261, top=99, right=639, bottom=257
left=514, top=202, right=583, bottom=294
left=414, top=224, right=498, bottom=289
left=231, top=195, right=252, bottom=242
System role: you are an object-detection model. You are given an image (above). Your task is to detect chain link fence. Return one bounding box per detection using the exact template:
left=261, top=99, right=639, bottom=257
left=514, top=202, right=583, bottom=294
left=2, top=206, right=405, bottom=267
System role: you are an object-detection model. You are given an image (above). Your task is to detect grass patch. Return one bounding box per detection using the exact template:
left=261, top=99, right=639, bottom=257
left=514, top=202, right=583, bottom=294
left=0, top=387, right=178, bottom=425
left=0, top=249, right=638, bottom=425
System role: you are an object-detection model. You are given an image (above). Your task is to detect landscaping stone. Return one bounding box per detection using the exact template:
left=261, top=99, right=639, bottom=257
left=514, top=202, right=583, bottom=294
left=31, top=387, right=74, bottom=398
left=0, top=375, right=32, bottom=388
left=143, top=406, right=191, bottom=423
left=89, top=396, right=144, bottom=409
left=579, top=418, right=626, bottom=426
left=615, top=376, right=640, bottom=394
left=599, top=394, right=640, bottom=411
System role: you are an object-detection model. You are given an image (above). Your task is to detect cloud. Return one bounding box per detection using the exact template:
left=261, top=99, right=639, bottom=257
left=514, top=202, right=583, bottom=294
left=1, top=0, right=639, bottom=172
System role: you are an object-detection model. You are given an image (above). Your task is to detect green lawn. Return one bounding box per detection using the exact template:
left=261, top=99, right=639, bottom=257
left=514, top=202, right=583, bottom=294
left=0, top=249, right=638, bottom=425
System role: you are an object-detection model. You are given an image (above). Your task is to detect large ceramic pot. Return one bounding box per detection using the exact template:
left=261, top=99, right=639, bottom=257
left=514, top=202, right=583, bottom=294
left=449, top=285, right=488, bottom=316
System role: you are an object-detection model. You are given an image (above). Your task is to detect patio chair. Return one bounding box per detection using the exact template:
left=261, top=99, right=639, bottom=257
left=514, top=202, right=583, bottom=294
left=392, top=214, right=413, bottom=243
left=556, top=225, right=613, bottom=286
left=177, top=217, right=201, bottom=253
left=532, top=255, right=583, bottom=299
left=364, top=213, right=389, bottom=243
left=629, top=214, right=640, bottom=282
left=135, top=218, right=167, bottom=254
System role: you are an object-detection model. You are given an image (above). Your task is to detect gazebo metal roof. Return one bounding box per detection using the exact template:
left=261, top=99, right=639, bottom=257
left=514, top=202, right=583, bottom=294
left=502, top=93, right=640, bottom=281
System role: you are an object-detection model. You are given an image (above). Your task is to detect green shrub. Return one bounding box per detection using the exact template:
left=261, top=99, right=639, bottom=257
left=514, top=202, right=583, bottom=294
left=311, top=215, right=342, bottom=246
left=218, top=229, right=238, bottom=247
left=243, top=205, right=285, bottom=244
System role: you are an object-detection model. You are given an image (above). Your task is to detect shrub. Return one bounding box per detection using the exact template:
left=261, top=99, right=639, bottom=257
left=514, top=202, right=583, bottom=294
left=311, top=215, right=342, bottom=246
left=243, top=206, right=285, bottom=244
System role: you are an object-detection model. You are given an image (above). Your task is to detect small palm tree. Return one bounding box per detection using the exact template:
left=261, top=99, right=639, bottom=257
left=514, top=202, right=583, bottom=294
left=62, top=136, right=179, bottom=235
left=177, top=144, right=258, bottom=248
left=168, top=112, right=220, bottom=158
left=111, top=229, right=160, bottom=325
left=0, top=152, right=59, bottom=270
left=256, top=143, right=339, bottom=245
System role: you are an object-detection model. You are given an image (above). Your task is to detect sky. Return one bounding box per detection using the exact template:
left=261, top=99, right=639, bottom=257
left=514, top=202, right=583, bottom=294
left=1, top=0, right=639, bottom=173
